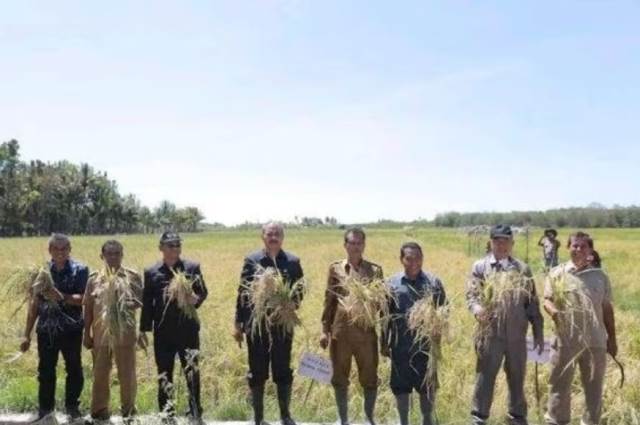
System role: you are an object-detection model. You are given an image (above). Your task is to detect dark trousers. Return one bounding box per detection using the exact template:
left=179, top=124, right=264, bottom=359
left=153, top=331, right=202, bottom=418
left=37, top=331, right=84, bottom=414
left=390, top=344, right=435, bottom=396
left=246, top=328, right=293, bottom=388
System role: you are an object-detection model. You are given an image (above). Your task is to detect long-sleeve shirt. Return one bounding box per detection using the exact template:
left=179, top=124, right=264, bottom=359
left=37, top=259, right=88, bottom=336
left=235, top=249, right=304, bottom=330
left=321, top=259, right=384, bottom=336
left=465, top=254, right=543, bottom=342
left=140, top=259, right=208, bottom=336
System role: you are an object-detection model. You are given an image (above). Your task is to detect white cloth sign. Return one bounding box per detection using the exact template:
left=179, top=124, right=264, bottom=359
left=298, top=352, right=333, bottom=384
left=526, top=336, right=551, bottom=364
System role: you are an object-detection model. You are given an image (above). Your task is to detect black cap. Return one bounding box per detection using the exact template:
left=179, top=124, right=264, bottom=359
left=159, top=231, right=182, bottom=245
left=490, top=224, right=513, bottom=239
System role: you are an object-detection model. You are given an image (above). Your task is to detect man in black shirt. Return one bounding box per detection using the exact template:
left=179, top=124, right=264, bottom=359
left=234, top=222, right=304, bottom=425
left=19, top=233, right=88, bottom=422
left=140, top=232, right=208, bottom=424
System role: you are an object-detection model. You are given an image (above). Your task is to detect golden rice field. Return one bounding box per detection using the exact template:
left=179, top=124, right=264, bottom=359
left=0, top=228, right=638, bottom=424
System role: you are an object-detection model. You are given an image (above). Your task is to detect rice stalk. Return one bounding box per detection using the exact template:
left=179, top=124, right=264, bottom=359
left=337, top=276, right=394, bottom=330
left=4, top=265, right=57, bottom=318
left=474, top=270, right=532, bottom=352
left=94, top=267, right=137, bottom=346
left=407, top=296, right=451, bottom=389
left=165, top=268, right=199, bottom=321
left=243, top=266, right=307, bottom=338
left=547, top=269, right=598, bottom=342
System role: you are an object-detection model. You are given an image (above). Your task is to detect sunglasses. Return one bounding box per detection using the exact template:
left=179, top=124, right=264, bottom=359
left=165, top=243, right=182, bottom=249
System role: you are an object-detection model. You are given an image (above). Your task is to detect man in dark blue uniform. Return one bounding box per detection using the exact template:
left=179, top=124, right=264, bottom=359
left=234, top=222, right=304, bottom=425
left=381, top=242, right=447, bottom=425
left=139, top=232, right=208, bottom=424
left=20, top=233, right=88, bottom=422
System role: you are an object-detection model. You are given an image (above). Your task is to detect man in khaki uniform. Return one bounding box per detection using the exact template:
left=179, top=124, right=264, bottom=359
left=543, top=232, right=617, bottom=425
left=465, top=225, right=544, bottom=425
left=83, top=240, right=143, bottom=424
left=320, top=227, right=384, bottom=425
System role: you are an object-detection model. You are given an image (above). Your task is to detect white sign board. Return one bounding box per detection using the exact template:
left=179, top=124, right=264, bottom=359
left=298, top=352, right=333, bottom=384
left=526, top=337, right=551, bottom=364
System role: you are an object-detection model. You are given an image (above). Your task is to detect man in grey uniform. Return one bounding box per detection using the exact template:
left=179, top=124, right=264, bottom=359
left=465, top=224, right=544, bottom=425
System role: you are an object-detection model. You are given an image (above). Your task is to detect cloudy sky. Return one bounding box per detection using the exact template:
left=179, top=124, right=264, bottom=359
left=2, top=1, right=639, bottom=224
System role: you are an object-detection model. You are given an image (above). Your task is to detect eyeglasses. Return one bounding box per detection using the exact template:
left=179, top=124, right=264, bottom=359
left=165, top=243, right=182, bottom=249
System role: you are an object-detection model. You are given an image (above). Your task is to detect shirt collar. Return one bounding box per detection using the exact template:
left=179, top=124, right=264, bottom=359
left=489, top=253, right=512, bottom=268
left=161, top=258, right=184, bottom=271
left=50, top=259, right=71, bottom=274
left=402, top=270, right=426, bottom=284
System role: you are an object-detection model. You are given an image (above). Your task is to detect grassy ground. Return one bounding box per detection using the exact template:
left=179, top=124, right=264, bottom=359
left=0, top=228, right=638, bottom=424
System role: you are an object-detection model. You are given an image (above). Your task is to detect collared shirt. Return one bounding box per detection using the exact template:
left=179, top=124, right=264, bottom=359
left=321, top=258, right=384, bottom=335
left=465, top=254, right=543, bottom=342
left=384, top=270, right=447, bottom=349
left=140, top=258, right=208, bottom=335
left=36, top=259, right=88, bottom=336
left=235, top=249, right=304, bottom=328
left=83, top=267, right=142, bottom=347
left=544, top=261, right=612, bottom=348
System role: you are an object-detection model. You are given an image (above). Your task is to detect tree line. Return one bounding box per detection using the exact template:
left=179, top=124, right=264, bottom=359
left=0, top=140, right=204, bottom=236
left=432, top=205, right=640, bottom=228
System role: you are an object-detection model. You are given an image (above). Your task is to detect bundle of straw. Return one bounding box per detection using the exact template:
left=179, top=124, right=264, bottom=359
left=337, top=276, right=393, bottom=330
left=245, top=266, right=306, bottom=337
left=95, top=267, right=137, bottom=345
left=407, top=297, right=450, bottom=384
left=547, top=270, right=598, bottom=341
left=165, top=268, right=199, bottom=321
left=5, top=265, right=57, bottom=317
left=474, top=270, right=532, bottom=351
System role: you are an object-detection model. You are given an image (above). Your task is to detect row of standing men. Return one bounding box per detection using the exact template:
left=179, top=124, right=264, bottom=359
left=20, top=223, right=617, bottom=425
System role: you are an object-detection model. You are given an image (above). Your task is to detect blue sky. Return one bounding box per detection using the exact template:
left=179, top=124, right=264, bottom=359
left=2, top=1, right=639, bottom=224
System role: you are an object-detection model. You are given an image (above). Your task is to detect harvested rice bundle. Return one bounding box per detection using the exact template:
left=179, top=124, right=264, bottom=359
left=407, top=297, right=451, bottom=383
left=95, top=267, right=137, bottom=345
left=245, top=266, right=307, bottom=337
left=338, top=276, right=393, bottom=330
left=165, top=268, right=199, bottom=321
left=546, top=269, right=598, bottom=340
left=4, top=265, right=56, bottom=317
left=474, top=270, right=532, bottom=351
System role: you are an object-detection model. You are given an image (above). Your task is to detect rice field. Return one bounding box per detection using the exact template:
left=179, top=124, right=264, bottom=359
left=0, top=228, right=638, bottom=424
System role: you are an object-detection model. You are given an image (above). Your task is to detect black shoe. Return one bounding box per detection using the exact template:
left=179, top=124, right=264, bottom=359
left=66, top=407, right=82, bottom=419
left=281, top=418, right=296, bottom=425
left=31, top=411, right=57, bottom=425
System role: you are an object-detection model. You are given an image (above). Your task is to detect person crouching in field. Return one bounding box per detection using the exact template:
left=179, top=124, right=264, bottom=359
left=83, top=240, right=143, bottom=424
left=381, top=242, right=447, bottom=425
left=20, top=233, right=88, bottom=422
left=465, top=224, right=544, bottom=425
left=320, top=227, right=384, bottom=425
left=538, top=229, right=560, bottom=270
left=139, top=232, right=208, bottom=424
left=543, top=232, right=617, bottom=425
left=234, top=222, right=304, bottom=425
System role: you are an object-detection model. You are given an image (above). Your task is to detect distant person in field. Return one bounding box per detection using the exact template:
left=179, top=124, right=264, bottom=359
left=234, top=222, right=305, bottom=425
left=320, top=227, right=384, bottom=425
left=381, top=242, right=447, bottom=425
left=139, top=232, right=208, bottom=424
left=19, top=233, right=88, bottom=422
left=83, top=240, right=142, bottom=424
left=465, top=224, right=544, bottom=425
left=543, top=232, right=617, bottom=425
left=538, top=229, right=560, bottom=269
